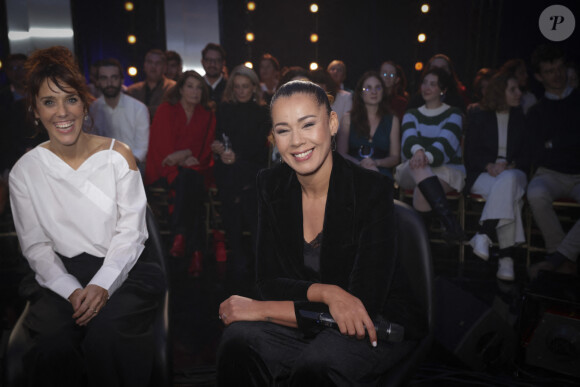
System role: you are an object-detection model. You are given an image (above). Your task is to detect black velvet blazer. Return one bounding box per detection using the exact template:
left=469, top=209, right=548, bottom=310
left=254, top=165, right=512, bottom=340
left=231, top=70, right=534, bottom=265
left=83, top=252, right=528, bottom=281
left=255, top=152, right=424, bottom=339
left=463, top=104, right=527, bottom=193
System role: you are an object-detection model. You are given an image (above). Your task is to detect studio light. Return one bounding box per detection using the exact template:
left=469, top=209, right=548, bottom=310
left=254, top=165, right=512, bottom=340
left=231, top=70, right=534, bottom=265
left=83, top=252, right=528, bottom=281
left=310, top=33, right=319, bottom=43
left=128, top=67, right=138, bottom=77
left=127, top=35, right=137, bottom=44
left=246, top=32, right=255, bottom=42
left=421, top=4, right=430, bottom=13
left=247, top=2, right=256, bottom=11
left=310, top=4, right=319, bottom=13
left=310, top=62, right=318, bottom=70
left=125, top=2, right=134, bottom=12
left=418, top=33, right=426, bottom=43
left=415, top=62, right=424, bottom=71
left=244, top=61, right=253, bottom=69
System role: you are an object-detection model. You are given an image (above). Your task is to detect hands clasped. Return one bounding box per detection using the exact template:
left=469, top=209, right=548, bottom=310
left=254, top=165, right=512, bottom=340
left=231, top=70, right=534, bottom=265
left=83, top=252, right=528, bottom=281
left=68, top=284, right=109, bottom=326
left=162, top=149, right=199, bottom=167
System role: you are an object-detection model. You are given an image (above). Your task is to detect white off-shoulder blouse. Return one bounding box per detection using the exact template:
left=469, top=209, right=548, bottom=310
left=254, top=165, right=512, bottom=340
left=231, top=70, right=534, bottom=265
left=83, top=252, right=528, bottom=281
left=9, top=139, right=148, bottom=300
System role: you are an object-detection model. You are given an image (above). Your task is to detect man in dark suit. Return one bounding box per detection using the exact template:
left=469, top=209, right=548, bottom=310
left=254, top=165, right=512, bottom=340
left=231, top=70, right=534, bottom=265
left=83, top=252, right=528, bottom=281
left=201, top=43, right=227, bottom=104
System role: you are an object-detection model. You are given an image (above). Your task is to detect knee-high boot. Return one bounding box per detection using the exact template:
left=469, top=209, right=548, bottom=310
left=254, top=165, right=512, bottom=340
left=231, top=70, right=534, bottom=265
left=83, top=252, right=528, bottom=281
left=417, top=176, right=464, bottom=242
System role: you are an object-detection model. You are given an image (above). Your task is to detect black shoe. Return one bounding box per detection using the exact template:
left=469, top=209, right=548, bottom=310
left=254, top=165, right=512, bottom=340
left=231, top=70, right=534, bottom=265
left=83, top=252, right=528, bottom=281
left=417, top=176, right=465, bottom=243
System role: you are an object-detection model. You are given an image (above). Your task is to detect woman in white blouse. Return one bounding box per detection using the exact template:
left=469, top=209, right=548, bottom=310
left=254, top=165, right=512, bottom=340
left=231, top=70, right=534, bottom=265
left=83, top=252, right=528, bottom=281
left=9, top=46, right=163, bottom=386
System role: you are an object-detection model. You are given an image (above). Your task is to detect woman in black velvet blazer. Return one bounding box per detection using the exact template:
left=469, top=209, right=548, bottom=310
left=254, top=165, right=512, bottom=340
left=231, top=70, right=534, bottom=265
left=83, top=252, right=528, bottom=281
left=464, top=69, right=528, bottom=281
left=217, top=81, right=423, bottom=386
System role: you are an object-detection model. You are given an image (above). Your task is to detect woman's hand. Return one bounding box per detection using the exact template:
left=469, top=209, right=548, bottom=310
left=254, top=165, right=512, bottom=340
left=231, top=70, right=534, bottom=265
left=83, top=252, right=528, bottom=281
left=211, top=140, right=225, bottom=155
left=69, top=284, right=109, bottom=326
left=410, top=149, right=428, bottom=170
left=162, top=149, right=192, bottom=167
left=360, top=158, right=380, bottom=172
left=486, top=162, right=507, bottom=177
left=181, top=156, right=200, bottom=167
left=315, top=284, right=377, bottom=346
left=220, top=150, right=236, bottom=165
left=219, top=295, right=263, bottom=326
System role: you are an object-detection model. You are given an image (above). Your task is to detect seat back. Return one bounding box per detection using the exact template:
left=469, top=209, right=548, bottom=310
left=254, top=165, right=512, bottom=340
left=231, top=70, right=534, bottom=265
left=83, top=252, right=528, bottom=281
left=380, top=200, right=435, bottom=386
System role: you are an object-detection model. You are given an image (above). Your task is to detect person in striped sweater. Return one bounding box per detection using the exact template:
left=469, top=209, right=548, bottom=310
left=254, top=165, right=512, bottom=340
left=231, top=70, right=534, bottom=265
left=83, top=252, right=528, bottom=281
left=395, top=67, right=464, bottom=241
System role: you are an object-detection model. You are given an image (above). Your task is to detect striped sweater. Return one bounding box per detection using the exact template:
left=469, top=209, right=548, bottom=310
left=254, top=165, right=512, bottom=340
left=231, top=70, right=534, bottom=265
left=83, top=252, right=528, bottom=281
left=401, top=104, right=463, bottom=167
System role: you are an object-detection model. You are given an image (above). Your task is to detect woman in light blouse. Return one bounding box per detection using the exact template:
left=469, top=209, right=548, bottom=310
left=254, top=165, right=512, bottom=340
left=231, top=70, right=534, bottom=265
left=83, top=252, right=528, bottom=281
left=9, top=46, right=163, bottom=387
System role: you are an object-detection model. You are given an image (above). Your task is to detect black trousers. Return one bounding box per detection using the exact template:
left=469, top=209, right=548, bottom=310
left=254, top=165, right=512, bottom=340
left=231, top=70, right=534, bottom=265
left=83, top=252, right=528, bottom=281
left=20, top=251, right=163, bottom=387
left=217, top=321, right=416, bottom=387
left=170, top=168, right=206, bottom=251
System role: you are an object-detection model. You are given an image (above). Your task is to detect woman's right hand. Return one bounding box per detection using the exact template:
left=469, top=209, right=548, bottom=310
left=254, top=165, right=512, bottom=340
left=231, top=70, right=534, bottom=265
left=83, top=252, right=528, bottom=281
left=220, top=150, right=236, bottom=165
left=314, top=284, right=377, bottom=346
left=211, top=140, right=225, bottom=155
left=410, top=149, right=428, bottom=169
left=219, top=295, right=263, bottom=326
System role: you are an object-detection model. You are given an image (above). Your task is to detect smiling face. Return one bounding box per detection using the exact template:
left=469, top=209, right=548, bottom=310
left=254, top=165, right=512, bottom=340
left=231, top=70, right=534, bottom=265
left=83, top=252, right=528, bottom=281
left=421, top=73, right=443, bottom=105
left=180, top=76, right=203, bottom=106
left=35, top=78, right=85, bottom=148
left=505, top=78, right=522, bottom=108
left=272, top=93, right=338, bottom=177
left=233, top=74, right=255, bottom=103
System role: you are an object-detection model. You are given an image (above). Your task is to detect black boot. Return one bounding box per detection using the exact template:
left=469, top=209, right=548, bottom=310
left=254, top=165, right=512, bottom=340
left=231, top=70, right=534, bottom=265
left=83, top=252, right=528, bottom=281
left=417, top=176, right=464, bottom=243
left=418, top=210, right=433, bottom=231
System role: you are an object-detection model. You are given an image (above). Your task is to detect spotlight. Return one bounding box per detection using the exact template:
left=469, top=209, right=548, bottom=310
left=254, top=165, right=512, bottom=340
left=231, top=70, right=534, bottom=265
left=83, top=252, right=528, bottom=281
left=310, top=33, right=319, bottom=43
left=415, top=62, right=424, bottom=71
left=128, top=67, right=138, bottom=77
left=125, top=2, right=134, bottom=11
left=246, top=32, right=255, bottom=42
left=127, top=34, right=137, bottom=44
left=421, top=4, right=429, bottom=13
left=417, top=33, right=426, bottom=43
left=310, top=62, right=318, bottom=71
left=0, top=60, right=2, bottom=70
left=244, top=61, right=253, bottom=69
left=247, top=1, right=256, bottom=11
left=310, top=4, right=319, bottom=13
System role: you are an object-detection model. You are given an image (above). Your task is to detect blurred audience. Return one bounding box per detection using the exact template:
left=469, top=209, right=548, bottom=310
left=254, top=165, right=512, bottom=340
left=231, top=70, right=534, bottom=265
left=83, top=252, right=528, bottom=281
left=500, top=59, right=537, bottom=114
left=380, top=60, right=409, bottom=121
left=327, top=59, right=351, bottom=92
left=127, top=49, right=176, bottom=120
left=464, top=69, right=528, bottom=281
left=202, top=43, right=228, bottom=104
left=471, top=67, right=496, bottom=103
left=166, top=50, right=183, bottom=82
left=338, top=71, right=400, bottom=178
left=258, top=53, right=280, bottom=105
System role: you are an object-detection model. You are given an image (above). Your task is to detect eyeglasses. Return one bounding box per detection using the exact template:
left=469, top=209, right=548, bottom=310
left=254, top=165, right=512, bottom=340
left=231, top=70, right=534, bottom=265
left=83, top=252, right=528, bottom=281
left=382, top=73, right=396, bottom=78
left=362, top=85, right=382, bottom=93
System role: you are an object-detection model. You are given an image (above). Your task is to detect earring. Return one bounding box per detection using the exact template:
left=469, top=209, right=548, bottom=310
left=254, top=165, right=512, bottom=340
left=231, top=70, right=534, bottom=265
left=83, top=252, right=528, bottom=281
left=440, top=92, right=444, bottom=96
left=34, top=119, right=39, bottom=126
left=84, top=114, right=89, bottom=121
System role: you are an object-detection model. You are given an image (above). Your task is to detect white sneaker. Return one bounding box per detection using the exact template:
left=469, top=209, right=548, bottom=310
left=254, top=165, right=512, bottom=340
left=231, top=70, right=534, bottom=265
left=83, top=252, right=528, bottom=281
left=469, top=233, right=491, bottom=261
left=497, top=257, right=515, bottom=281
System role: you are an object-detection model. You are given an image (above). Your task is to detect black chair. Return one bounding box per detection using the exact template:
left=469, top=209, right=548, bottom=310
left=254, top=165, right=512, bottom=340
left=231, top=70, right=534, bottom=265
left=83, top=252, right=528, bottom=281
left=379, top=200, right=435, bottom=386
left=3, top=206, right=171, bottom=387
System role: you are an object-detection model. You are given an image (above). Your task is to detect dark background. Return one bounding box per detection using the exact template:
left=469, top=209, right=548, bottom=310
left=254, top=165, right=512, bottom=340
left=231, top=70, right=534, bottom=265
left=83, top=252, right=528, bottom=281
left=1, top=0, right=579, bottom=95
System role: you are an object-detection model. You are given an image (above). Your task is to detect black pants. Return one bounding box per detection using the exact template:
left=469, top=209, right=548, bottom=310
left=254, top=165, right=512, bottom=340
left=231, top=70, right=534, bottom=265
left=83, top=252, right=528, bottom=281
left=217, top=321, right=416, bottom=387
left=21, top=251, right=163, bottom=387
left=170, top=168, right=206, bottom=252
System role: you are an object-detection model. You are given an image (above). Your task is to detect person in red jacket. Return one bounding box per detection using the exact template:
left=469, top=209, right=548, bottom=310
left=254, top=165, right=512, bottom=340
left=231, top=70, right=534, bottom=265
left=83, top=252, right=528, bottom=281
left=145, top=70, right=216, bottom=276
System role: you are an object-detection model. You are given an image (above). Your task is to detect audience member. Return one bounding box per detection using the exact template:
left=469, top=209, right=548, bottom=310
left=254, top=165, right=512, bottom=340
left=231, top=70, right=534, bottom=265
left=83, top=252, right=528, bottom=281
left=211, top=65, right=271, bottom=285
left=0, top=54, right=45, bottom=175
left=471, top=67, right=495, bottom=103
left=500, top=59, right=537, bottom=114
left=165, top=50, right=183, bottom=81
left=90, top=58, right=149, bottom=171
left=566, top=60, right=578, bottom=89
left=279, top=66, right=311, bottom=85
left=309, top=68, right=352, bottom=127
left=201, top=43, right=227, bottom=104
left=145, top=70, right=215, bottom=277
left=380, top=60, right=409, bottom=121
left=396, top=67, right=464, bottom=242
left=9, top=45, right=163, bottom=387
left=464, top=69, right=527, bottom=281
left=127, top=49, right=176, bottom=120
left=327, top=59, right=351, bottom=92
left=407, top=54, right=469, bottom=112
left=258, top=53, right=280, bottom=104
left=217, top=81, right=422, bottom=385
left=338, top=71, right=400, bottom=178
left=526, top=45, right=579, bottom=279
left=86, top=61, right=102, bottom=99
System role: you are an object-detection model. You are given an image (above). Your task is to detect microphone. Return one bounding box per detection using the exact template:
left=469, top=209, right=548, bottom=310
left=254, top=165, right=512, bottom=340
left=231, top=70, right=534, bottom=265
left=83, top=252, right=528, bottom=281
left=298, top=310, right=404, bottom=342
